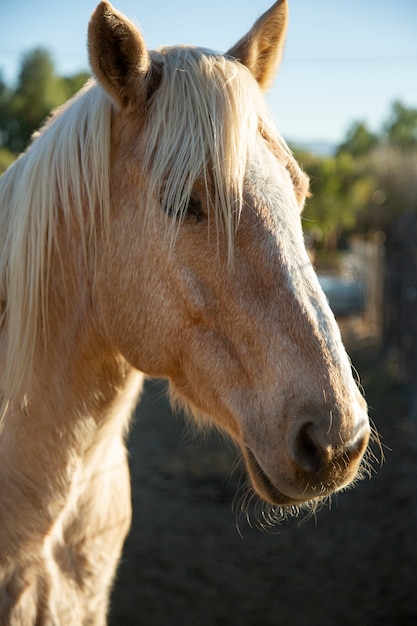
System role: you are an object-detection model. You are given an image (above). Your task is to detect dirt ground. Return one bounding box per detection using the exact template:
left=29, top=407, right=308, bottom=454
left=109, top=319, right=417, bottom=626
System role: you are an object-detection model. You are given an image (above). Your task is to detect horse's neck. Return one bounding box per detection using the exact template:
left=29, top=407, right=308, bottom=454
left=0, top=306, right=144, bottom=562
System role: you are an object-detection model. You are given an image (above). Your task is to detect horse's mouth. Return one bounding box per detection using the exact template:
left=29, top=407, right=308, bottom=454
left=245, top=444, right=360, bottom=507
left=244, top=447, right=299, bottom=506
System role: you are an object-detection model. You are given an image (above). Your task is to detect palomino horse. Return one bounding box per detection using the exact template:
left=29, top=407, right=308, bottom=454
left=0, top=1, right=370, bottom=623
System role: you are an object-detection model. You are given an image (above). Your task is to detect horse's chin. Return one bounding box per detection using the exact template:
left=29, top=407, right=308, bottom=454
left=243, top=447, right=309, bottom=506
left=244, top=444, right=360, bottom=509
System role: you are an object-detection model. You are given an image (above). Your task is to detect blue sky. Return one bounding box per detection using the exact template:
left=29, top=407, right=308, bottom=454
left=1, top=0, right=416, bottom=144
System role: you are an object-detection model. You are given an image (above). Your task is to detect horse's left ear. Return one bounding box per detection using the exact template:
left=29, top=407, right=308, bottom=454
left=88, top=1, right=152, bottom=109
left=227, top=0, right=288, bottom=91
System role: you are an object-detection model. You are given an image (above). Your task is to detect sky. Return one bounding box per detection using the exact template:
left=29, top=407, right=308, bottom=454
left=1, top=0, right=416, bottom=146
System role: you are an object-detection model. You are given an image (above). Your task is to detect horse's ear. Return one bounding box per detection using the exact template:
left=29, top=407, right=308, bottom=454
left=227, top=0, right=288, bottom=91
left=88, top=1, right=152, bottom=109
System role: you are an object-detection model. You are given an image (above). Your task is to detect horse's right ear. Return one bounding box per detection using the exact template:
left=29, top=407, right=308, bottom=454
left=88, top=1, right=152, bottom=109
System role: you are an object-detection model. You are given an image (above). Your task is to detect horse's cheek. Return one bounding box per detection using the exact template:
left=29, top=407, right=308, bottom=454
left=94, top=248, right=176, bottom=375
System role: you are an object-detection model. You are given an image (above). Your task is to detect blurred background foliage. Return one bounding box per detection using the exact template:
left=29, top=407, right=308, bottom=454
left=297, top=109, right=417, bottom=252
left=0, top=47, right=89, bottom=155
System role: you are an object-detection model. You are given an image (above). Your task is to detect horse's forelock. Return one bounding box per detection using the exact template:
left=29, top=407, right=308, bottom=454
left=141, top=46, right=289, bottom=261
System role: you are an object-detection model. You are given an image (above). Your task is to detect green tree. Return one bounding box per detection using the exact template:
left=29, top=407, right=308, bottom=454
left=0, top=148, right=16, bottom=175
left=298, top=150, right=374, bottom=249
left=0, top=73, right=14, bottom=150
left=63, top=72, right=91, bottom=98
left=383, top=100, right=417, bottom=149
left=337, top=120, right=378, bottom=157
left=300, top=102, right=417, bottom=248
left=0, top=48, right=90, bottom=158
left=9, top=48, right=68, bottom=151
left=363, top=146, right=417, bottom=229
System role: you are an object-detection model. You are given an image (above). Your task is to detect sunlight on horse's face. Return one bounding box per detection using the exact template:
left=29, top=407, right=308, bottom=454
left=98, top=117, right=369, bottom=507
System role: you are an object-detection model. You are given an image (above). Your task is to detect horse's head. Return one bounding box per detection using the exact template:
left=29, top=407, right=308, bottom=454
left=89, top=1, right=370, bottom=507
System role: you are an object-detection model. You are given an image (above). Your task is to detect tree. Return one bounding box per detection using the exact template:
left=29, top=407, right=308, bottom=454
left=383, top=100, right=417, bottom=149
left=9, top=48, right=68, bottom=152
left=298, top=149, right=375, bottom=250
left=337, top=121, right=378, bottom=158
left=0, top=73, right=14, bottom=150
left=63, top=72, right=91, bottom=98
left=0, top=48, right=89, bottom=154
left=0, top=148, right=16, bottom=175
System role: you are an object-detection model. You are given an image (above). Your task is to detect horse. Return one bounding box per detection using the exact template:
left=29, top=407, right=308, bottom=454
left=0, top=1, right=371, bottom=623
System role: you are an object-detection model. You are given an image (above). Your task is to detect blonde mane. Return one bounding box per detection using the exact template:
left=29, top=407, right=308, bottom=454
left=0, top=46, right=292, bottom=422
left=0, top=81, right=112, bottom=419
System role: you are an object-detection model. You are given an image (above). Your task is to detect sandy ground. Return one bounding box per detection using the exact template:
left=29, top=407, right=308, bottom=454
left=109, top=322, right=417, bottom=626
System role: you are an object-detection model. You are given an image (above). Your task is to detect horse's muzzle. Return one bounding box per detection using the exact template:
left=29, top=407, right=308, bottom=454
left=244, top=413, right=370, bottom=506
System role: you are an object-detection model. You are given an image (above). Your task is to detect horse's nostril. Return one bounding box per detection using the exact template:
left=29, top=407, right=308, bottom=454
left=290, top=418, right=369, bottom=476
left=291, top=422, right=326, bottom=474
left=347, top=430, right=369, bottom=459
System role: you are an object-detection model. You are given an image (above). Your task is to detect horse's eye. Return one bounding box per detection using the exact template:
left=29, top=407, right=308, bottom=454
left=162, top=195, right=203, bottom=223
left=186, top=196, right=203, bottom=222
